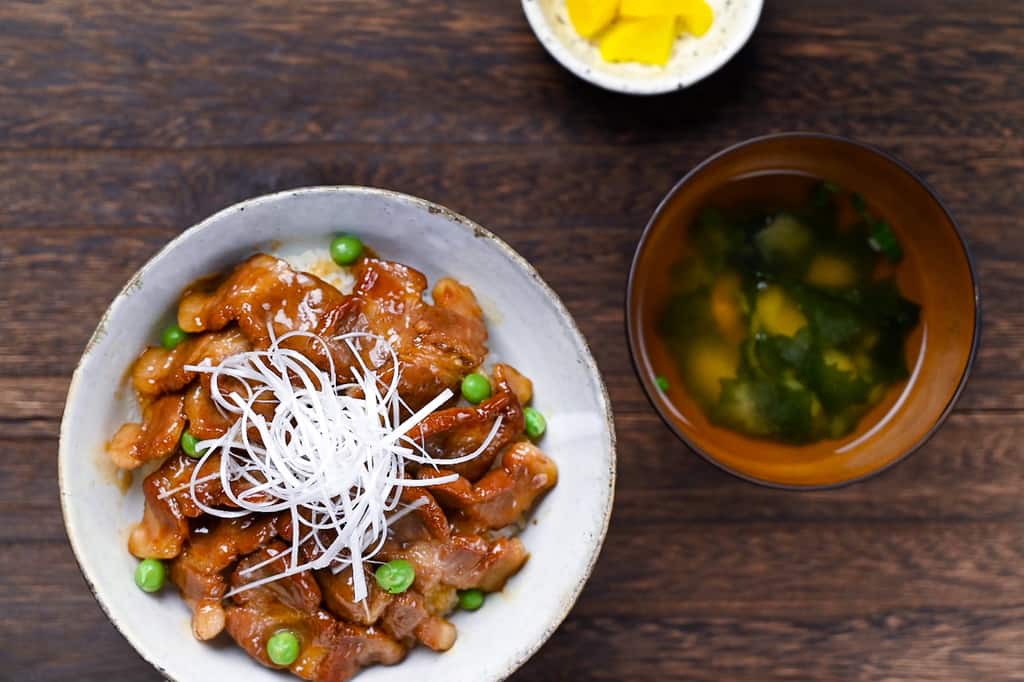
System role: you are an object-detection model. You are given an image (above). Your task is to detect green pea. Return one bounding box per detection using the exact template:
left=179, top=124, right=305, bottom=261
left=160, top=323, right=188, bottom=350
left=523, top=407, right=546, bottom=440
left=655, top=375, right=670, bottom=392
left=330, top=234, right=364, bottom=266
left=461, top=372, right=491, bottom=404
left=180, top=430, right=204, bottom=459
left=266, top=630, right=300, bottom=666
left=134, top=558, right=166, bottom=593
left=375, top=559, right=415, bottom=594
left=458, top=588, right=485, bottom=611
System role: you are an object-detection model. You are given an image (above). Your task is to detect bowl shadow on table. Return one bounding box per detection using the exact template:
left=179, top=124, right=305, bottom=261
left=539, top=29, right=763, bottom=141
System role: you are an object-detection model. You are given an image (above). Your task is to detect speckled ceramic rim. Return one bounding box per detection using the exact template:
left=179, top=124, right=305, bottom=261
left=520, top=0, right=763, bottom=95
left=59, top=186, right=617, bottom=681
left=625, top=132, right=982, bottom=490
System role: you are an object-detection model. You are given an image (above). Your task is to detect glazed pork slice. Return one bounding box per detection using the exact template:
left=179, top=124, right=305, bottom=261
left=316, top=566, right=393, bottom=627
left=377, top=590, right=456, bottom=652
left=131, top=328, right=251, bottom=397
left=422, top=441, right=558, bottom=533
left=107, top=393, right=186, bottom=470
left=277, top=489, right=458, bottom=652
left=409, top=382, right=525, bottom=481
left=381, top=490, right=530, bottom=595
left=170, top=254, right=487, bottom=412
left=177, top=255, right=348, bottom=343
left=109, top=328, right=250, bottom=470
left=226, top=542, right=406, bottom=682
left=393, top=487, right=451, bottom=541
left=170, top=515, right=279, bottom=640
left=183, top=381, right=234, bottom=439
left=352, top=258, right=488, bottom=409
left=128, top=452, right=225, bottom=559
left=316, top=568, right=457, bottom=652
left=312, top=488, right=509, bottom=654
left=128, top=451, right=274, bottom=560
left=493, top=363, right=533, bottom=405
left=176, top=254, right=362, bottom=372
left=384, top=531, right=529, bottom=595
left=183, top=376, right=281, bottom=440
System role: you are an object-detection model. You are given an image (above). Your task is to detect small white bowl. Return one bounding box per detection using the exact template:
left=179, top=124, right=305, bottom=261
left=522, top=0, right=763, bottom=95
left=60, top=187, right=617, bottom=682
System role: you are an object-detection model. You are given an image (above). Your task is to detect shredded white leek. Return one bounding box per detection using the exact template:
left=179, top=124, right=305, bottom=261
left=181, top=329, right=500, bottom=602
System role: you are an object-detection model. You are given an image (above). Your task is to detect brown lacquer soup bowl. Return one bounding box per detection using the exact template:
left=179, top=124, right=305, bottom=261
left=627, top=134, right=979, bottom=488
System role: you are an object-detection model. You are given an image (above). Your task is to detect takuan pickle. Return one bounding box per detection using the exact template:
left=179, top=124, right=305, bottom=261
left=567, top=0, right=714, bottom=66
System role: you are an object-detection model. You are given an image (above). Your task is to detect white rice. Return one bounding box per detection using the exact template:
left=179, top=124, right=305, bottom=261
left=278, top=248, right=356, bottom=294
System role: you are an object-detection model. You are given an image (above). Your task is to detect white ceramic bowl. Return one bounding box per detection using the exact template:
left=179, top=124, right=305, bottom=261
left=522, top=0, right=763, bottom=95
left=60, top=187, right=616, bottom=682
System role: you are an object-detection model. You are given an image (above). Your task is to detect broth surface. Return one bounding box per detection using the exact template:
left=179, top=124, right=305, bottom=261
left=658, top=173, right=921, bottom=444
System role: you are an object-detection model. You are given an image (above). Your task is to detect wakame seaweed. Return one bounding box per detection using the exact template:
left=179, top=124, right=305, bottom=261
left=659, top=180, right=919, bottom=444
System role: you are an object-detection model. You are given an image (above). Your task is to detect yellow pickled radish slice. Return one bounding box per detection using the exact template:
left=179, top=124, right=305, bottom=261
left=620, top=0, right=692, bottom=17
left=677, top=0, right=714, bottom=37
left=566, top=0, right=620, bottom=38
left=600, top=16, right=676, bottom=65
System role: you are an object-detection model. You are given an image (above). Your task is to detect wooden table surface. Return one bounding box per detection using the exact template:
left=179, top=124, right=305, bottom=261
left=2, top=1, right=1021, bottom=680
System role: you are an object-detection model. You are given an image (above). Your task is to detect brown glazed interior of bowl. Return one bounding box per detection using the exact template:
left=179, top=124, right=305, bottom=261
left=627, top=134, right=979, bottom=488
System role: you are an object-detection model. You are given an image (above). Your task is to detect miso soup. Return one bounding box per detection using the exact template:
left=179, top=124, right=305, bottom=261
left=658, top=174, right=921, bottom=444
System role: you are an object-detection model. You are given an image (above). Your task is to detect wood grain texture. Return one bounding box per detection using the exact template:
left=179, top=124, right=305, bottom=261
left=0, top=0, right=1021, bottom=680
left=0, top=0, right=1019, bottom=149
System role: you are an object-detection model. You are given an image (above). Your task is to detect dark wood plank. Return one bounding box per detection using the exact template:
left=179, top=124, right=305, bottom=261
left=2, top=542, right=158, bottom=682
left=1, top=0, right=1022, bottom=680
left=583, top=522, right=1024, bottom=619
left=0, top=440, right=65, bottom=542
left=516, top=606, right=1024, bottom=681
left=0, top=0, right=1018, bottom=149
left=0, top=141, right=1019, bottom=232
